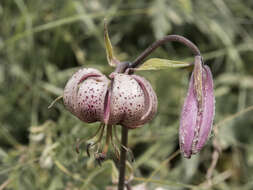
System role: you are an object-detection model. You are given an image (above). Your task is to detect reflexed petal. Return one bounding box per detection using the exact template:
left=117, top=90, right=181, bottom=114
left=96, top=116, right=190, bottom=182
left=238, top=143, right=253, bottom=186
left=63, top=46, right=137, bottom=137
left=131, top=75, right=157, bottom=128
left=63, top=68, right=103, bottom=116
left=109, top=74, right=146, bottom=126
left=76, top=75, right=109, bottom=123
left=63, top=68, right=109, bottom=122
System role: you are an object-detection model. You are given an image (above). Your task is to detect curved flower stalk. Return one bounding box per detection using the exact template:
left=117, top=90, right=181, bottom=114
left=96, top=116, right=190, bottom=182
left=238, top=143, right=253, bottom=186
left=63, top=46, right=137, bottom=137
left=179, top=56, right=215, bottom=158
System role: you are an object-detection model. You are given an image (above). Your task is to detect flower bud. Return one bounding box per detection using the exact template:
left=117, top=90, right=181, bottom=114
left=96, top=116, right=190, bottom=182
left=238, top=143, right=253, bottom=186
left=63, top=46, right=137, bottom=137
left=179, top=56, right=215, bottom=158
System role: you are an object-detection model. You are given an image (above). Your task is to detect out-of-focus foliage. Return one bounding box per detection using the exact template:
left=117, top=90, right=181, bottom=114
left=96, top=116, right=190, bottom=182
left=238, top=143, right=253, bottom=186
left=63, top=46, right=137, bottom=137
left=1, top=0, right=253, bottom=189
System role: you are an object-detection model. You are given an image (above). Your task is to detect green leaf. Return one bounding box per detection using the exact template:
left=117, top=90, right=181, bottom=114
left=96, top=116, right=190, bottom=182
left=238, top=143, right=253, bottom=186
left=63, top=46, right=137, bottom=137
left=136, top=58, right=191, bottom=70
left=104, top=19, right=120, bottom=67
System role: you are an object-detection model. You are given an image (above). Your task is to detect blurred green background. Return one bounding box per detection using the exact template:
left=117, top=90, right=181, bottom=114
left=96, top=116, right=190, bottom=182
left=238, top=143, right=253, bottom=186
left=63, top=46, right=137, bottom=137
left=1, top=0, right=253, bottom=189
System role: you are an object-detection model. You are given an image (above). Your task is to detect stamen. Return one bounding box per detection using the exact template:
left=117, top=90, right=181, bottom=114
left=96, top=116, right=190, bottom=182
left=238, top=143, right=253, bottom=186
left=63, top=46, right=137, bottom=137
left=102, top=125, right=112, bottom=155
left=86, top=124, right=105, bottom=157
left=113, top=126, right=134, bottom=162
left=88, top=123, right=105, bottom=141
left=95, top=152, right=106, bottom=166
left=110, top=125, right=120, bottom=159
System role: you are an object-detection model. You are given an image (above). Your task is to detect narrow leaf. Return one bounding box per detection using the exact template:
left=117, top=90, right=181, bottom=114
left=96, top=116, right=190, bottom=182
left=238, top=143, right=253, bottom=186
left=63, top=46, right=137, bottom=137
left=104, top=19, right=120, bottom=67
left=136, top=58, right=191, bottom=70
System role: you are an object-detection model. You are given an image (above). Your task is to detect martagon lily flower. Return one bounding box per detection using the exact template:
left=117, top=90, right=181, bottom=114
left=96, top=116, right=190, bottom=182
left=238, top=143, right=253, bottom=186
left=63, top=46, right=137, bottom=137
left=61, top=21, right=158, bottom=164
left=63, top=69, right=157, bottom=128
left=179, top=56, right=215, bottom=158
left=63, top=67, right=157, bottom=162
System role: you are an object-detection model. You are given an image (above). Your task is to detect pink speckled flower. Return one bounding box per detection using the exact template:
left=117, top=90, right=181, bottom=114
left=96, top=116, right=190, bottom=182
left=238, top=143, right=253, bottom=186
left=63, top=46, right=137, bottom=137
left=63, top=68, right=157, bottom=128
left=179, top=56, right=215, bottom=158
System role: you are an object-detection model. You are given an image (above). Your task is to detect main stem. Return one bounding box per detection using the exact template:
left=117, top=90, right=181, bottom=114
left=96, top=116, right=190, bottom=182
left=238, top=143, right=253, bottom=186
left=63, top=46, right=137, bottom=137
left=118, top=126, right=128, bottom=190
